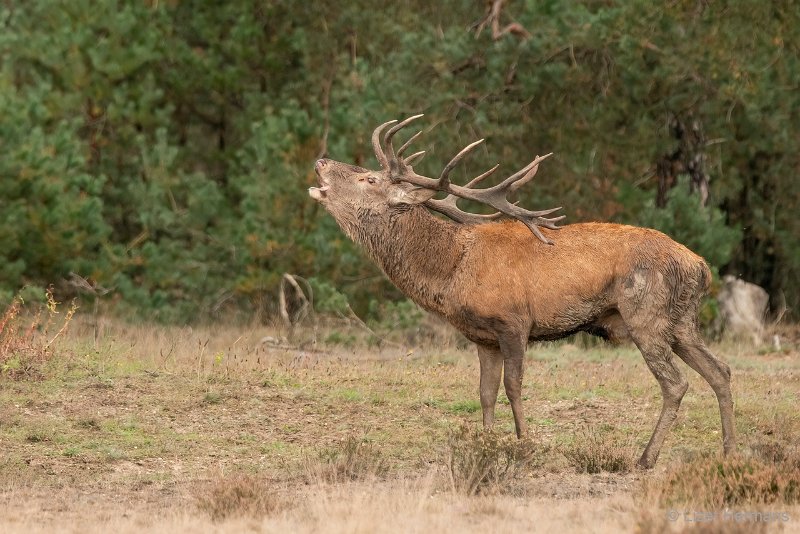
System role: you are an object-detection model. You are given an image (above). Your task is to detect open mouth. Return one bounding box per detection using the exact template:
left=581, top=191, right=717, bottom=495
left=308, top=171, right=330, bottom=201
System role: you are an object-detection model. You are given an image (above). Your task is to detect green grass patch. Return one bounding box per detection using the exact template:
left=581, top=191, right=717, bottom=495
left=447, top=399, right=481, bottom=414
left=203, top=391, right=223, bottom=404
left=335, top=388, right=364, bottom=402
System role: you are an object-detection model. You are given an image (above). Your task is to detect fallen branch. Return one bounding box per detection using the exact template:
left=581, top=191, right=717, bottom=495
left=337, top=303, right=403, bottom=349
left=279, top=273, right=316, bottom=343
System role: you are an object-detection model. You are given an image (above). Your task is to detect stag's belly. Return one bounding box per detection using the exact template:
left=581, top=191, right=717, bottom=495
left=527, top=309, right=630, bottom=343
left=450, top=302, right=630, bottom=347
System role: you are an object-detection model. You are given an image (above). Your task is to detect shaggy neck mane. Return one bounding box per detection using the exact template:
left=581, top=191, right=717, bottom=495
left=351, top=205, right=465, bottom=315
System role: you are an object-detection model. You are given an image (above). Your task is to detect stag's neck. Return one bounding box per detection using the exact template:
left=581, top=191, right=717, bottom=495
left=350, top=206, right=465, bottom=315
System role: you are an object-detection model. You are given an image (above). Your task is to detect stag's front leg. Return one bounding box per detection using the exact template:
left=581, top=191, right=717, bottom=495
left=476, top=344, right=503, bottom=430
left=499, top=334, right=528, bottom=438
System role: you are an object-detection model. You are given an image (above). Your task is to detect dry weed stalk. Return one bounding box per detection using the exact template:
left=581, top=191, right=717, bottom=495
left=0, top=289, right=77, bottom=379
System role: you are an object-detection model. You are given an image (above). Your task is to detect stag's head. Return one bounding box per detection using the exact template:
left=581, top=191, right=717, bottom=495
left=309, top=117, right=436, bottom=234
left=310, top=157, right=435, bottom=222
left=309, top=115, right=565, bottom=244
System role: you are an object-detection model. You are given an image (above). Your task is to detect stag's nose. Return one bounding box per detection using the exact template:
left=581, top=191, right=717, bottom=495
left=315, top=159, right=328, bottom=173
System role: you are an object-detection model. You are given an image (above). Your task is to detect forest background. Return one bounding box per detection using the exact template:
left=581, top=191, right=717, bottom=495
left=1, top=0, right=797, bottom=324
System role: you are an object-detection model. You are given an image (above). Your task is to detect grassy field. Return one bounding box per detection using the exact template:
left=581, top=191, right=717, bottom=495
left=1, top=310, right=799, bottom=533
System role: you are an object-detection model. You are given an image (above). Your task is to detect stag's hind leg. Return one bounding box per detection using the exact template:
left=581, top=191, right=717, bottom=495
left=672, top=332, right=736, bottom=455
left=619, top=267, right=690, bottom=467
left=633, top=334, right=689, bottom=468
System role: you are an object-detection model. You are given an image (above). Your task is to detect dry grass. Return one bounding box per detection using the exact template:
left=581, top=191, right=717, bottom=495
left=303, top=434, right=388, bottom=484
left=648, top=452, right=800, bottom=509
left=634, top=512, right=775, bottom=534
left=194, top=473, right=284, bottom=521
left=563, top=426, right=637, bottom=474
left=635, top=424, right=800, bottom=533
left=0, top=317, right=798, bottom=532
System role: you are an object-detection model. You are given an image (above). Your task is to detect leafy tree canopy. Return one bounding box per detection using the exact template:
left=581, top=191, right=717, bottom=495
left=1, top=0, right=797, bottom=321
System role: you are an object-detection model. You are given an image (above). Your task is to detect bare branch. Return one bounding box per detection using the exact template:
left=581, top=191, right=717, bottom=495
left=316, top=74, right=334, bottom=160
left=474, top=0, right=531, bottom=41
left=279, top=273, right=316, bottom=343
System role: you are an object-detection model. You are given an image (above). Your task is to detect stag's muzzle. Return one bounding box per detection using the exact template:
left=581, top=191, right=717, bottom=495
left=309, top=159, right=331, bottom=200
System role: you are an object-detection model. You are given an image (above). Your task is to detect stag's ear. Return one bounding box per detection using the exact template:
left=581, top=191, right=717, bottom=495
left=388, top=185, right=437, bottom=206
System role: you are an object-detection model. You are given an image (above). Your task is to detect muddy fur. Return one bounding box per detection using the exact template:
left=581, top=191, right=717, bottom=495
left=310, top=157, right=735, bottom=468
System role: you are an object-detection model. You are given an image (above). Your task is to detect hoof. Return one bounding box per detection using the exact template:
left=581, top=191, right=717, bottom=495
left=636, top=457, right=655, bottom=470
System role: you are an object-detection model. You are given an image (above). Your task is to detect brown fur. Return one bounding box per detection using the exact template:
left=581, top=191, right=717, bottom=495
left=310, top=157, right=735, bottom=468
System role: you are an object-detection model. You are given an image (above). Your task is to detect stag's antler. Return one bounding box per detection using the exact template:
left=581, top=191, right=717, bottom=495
left=372, top=115, right=565, bottom=245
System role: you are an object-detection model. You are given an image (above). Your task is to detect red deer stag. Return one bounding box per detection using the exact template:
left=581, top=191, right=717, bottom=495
left=308, top=115, right=735, bottom=468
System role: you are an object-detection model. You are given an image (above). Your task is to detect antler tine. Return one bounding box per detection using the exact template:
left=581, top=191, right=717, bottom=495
left=534, top=214, right=566, bottom=228
left=397, top=131, right=423, bottom=158
left=425, top=196, right=504, bottom=223
left=505, top=153, right=553, bottom=193
left=464, top=163, right=500, bottom=188
left=524, top=221, right=553, bottom=245
left=496, top=160, right=534, bottom=186
left=523, top=211, right=567, bottom=244
left=422, top=163, right=501, bottom=225
left=439, top=138, right=484, bottom=188
left=437, top=153, right=564, bottom=244
left=372, top=119, right=397, bottom=169
left=384, top=114, right=424, bottom=161
left=528, top=206, right=564, bottom=217
left=404, top=151, right=426, bottom=166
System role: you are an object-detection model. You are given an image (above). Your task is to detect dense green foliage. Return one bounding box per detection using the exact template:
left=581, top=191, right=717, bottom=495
left=1, top=1, right=797, bottom=321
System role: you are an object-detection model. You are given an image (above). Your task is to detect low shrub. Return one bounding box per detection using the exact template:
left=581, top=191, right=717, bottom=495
left=562, top=426, right=636, bottom=474
left=0, top=288, right=76, bottom=379
left=654, top=453, right=800, bottom=508
left=195, top=473, right=283, bottom=521
left=303, top=434, right=388, bottom=484
left=446, top=424, right=548, bottom=495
